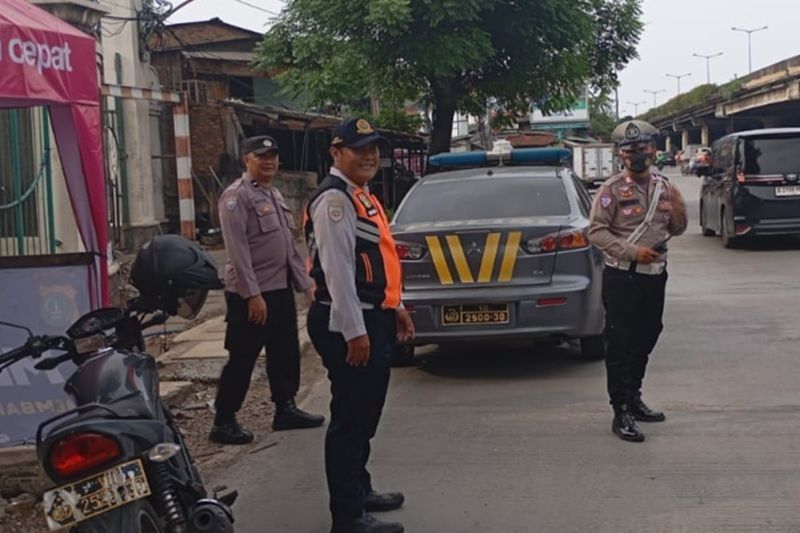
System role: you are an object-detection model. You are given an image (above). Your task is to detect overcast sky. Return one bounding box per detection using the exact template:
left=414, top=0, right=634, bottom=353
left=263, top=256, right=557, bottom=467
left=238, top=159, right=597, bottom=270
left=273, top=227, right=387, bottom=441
left=168, top=0, right=800, bottom=116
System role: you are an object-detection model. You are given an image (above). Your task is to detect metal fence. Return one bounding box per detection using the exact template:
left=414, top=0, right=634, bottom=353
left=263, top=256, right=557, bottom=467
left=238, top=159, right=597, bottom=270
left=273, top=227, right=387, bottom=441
left=0, top=107, right=56, bottom=257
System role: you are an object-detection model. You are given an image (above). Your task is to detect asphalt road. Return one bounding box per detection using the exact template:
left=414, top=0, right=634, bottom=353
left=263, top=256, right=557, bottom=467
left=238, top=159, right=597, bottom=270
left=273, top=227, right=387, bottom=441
left=214, top=168, right=800, bottom=533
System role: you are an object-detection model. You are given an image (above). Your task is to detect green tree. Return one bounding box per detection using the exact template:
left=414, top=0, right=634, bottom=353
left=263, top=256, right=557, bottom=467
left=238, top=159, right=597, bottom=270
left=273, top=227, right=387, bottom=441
left=589, top=90, right=617, bottom=140
left=256, top=0, right=643, bottom=154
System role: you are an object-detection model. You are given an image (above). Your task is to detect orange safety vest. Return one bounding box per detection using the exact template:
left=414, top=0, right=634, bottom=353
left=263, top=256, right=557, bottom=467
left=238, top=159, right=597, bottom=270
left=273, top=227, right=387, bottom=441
left=304, top=174, right=402, bottom=309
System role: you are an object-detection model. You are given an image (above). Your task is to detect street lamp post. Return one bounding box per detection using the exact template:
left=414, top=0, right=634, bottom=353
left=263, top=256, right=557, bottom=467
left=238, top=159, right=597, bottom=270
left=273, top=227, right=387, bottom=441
left=626, top=100, right=646, bottom=116
left=665, top=72, right=692, bottom=95
left=731, top=26, right=768, bottom=73
left=644, top=89, right=666, bottom=107
left=692, top=52, right=724, bottom=84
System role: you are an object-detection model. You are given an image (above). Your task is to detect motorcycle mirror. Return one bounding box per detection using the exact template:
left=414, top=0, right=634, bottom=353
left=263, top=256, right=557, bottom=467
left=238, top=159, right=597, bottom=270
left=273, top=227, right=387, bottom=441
left=0, top=320, right=33, bottom=338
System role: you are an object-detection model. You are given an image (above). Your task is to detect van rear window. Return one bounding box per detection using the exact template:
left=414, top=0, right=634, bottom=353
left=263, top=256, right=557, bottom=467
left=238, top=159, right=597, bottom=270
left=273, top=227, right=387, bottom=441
left=743, top=135, right=800, bottom=175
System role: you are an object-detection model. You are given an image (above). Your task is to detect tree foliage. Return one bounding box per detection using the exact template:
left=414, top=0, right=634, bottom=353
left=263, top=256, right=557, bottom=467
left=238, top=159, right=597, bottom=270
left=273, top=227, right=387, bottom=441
left=589, top=90, right=616, bottom=140
left=256, top=0, right=643, bottom=153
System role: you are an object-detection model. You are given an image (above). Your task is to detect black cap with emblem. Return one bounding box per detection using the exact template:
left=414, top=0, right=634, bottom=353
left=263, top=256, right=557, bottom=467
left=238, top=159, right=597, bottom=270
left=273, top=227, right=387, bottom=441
left=241, top=135, right=280, bottom=157
left=331, top=118, right=389, bottom=149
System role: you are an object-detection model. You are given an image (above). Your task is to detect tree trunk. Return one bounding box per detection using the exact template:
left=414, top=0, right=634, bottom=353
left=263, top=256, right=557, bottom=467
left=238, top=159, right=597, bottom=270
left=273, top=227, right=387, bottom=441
left=429, top=83, right=457, bottom=155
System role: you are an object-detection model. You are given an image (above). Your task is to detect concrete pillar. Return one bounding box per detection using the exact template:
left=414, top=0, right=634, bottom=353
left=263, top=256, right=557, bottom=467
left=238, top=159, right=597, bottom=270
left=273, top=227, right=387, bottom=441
left=701, top=125, right=710, bottom=147
left=681, top=130, right=690, bottom=149
left=173, top=97, right=196, bottom=240
left=665, top=136, right=673, bottom=152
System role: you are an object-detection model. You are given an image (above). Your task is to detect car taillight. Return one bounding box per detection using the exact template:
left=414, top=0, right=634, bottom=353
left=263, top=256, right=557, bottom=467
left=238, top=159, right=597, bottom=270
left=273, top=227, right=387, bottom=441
left=558, top=230, right=589, bottom=250
left=523, top=230, right=589, bottom=254
left=49, top=433, right=122, bottom=478
left=396, top=242, right=427, bottom=260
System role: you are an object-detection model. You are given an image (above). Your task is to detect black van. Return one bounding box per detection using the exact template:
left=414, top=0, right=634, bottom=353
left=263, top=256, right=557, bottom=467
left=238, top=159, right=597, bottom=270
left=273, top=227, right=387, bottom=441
left=700, top=128, right=800, bottom=248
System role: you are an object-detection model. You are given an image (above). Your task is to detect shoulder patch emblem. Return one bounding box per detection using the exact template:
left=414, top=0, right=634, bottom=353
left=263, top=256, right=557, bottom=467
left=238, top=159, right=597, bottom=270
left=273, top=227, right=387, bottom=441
left=226, top=199, right=237, bottom=211
left=600, top=194, right=612, bottom=208
left=328, top=203, right=344, bottom=222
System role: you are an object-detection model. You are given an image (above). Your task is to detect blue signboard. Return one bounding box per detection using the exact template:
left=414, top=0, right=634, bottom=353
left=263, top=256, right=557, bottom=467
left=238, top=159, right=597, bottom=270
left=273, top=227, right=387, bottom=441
left=0, top=254, right=94, bottom=447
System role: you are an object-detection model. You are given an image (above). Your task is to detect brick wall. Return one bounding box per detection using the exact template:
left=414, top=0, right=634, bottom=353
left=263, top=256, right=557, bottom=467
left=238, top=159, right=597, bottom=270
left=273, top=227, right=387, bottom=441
left=189, top=103, right=230, bottom=178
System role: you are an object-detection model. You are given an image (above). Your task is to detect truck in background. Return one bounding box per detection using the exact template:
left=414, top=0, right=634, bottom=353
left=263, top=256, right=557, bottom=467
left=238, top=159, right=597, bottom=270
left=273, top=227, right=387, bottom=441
left=565, top=141, right=617, bottom=189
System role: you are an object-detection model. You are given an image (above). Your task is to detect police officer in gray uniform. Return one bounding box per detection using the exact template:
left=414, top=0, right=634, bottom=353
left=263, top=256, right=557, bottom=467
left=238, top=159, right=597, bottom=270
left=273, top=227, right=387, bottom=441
left=210, top=135, right=325, bottom=445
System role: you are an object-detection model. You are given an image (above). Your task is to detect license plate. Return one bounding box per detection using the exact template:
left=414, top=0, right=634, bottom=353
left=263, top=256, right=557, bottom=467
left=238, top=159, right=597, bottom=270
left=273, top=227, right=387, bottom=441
left=442, top=304, right=510, bottom=326
left=775, top=185, right=800, bottom=197
left=43, top=459, right=151, bottom=531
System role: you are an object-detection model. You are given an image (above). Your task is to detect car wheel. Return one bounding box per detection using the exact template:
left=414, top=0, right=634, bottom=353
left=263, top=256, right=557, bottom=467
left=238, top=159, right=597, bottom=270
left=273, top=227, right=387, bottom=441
left=391, top=345, right=417, bottom=367
left=721, top=210, right=738, bottom=249
left=700, top=203, right=715, bottom=236
left=579, top=335, right=606, bottom=360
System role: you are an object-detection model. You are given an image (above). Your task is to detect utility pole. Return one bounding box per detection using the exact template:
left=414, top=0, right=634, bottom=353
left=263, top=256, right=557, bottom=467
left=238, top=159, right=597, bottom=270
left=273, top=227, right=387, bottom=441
left=626, top=100, right=646, bottom=116
left=731, top=26, right=768, bottom=73
left=644, top=89, right=666, bottom=107
left=693, top=52, right=724, bottom=84
left=666, top=72, right=692, bottom=95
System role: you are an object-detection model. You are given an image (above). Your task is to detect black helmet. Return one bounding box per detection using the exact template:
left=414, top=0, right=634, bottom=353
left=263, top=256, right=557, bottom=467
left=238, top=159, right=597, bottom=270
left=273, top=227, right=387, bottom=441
left=130, top=235, right=223, bottom=318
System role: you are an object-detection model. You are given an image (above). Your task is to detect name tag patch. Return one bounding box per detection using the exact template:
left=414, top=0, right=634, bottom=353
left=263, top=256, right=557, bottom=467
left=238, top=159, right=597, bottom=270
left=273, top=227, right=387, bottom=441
left=357, top=193, right=378, bottom=217
left=256, top=204, right=273, bottom=216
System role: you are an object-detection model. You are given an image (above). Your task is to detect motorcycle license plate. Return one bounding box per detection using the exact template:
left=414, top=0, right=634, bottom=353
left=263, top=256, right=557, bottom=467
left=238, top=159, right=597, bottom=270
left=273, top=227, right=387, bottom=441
left=42, top=459, right=151, bottom=531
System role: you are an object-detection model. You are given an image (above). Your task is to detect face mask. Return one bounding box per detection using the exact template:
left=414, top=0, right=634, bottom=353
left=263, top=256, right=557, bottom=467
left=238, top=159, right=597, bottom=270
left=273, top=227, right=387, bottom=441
left=625, top=152, right=652, bottom=173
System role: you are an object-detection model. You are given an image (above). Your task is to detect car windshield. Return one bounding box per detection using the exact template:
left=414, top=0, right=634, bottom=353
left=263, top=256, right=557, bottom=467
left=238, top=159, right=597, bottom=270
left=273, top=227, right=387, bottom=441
left=743, top=135, right=800, bottom=175
left=394, top=175, right=570, bottom=224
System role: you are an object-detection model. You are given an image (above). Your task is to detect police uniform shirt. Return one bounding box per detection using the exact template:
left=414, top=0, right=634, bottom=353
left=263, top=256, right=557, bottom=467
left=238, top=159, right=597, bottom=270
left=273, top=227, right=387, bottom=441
left=219, top=173, right=312, bottom=299
left=309, top=167, right=400, bottom=341
left=588, top=172, right=688, bottom=262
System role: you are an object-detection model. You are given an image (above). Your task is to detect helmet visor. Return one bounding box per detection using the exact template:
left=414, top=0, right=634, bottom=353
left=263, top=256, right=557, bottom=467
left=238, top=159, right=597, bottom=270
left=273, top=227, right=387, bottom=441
left=176, top=288, right=209, bottom=319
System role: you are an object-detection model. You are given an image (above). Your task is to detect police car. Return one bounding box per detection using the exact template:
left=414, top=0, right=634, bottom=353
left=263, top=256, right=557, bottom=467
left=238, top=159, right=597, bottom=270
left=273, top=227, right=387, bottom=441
left=391, top=144, right=605, bottom=364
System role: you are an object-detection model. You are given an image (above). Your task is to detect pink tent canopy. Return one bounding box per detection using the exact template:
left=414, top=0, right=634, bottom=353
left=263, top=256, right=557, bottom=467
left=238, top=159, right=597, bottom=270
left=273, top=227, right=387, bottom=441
left=0, top=0, right=108, bottom=306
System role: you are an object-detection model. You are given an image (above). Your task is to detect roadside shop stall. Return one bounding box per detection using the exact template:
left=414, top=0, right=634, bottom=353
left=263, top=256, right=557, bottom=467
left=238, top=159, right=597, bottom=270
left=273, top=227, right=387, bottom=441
left=0, top=0, right=107, bottom=446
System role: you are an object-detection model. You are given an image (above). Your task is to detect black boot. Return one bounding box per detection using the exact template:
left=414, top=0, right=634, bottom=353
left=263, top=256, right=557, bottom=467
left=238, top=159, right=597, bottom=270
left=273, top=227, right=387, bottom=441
left=365, top=490, right=405, bottom=512
left=631, top=396, right=666, bottom=422
left=209, top=418, right=254, bottom=445
left=272, top=399, right=325, bottom=431
left=612, top=404, right=645, bottom=442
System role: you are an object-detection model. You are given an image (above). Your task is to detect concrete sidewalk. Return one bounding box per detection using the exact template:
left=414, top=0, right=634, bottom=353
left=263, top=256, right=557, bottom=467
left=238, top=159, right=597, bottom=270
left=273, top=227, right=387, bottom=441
left=156, top=295, right=313, bottom=401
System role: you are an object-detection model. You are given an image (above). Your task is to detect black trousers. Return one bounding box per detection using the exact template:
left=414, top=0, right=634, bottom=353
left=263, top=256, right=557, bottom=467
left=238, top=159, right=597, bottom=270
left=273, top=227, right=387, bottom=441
left=603, top=266, right=667, bottom=406
left=214, top=289, right=300, bottom=422
left=307, top=302, right=396, bottom=525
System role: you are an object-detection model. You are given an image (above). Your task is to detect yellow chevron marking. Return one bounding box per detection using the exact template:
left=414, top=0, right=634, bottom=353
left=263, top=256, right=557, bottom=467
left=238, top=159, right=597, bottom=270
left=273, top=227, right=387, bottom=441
left=425, top=236, right=454, bottom=285
left=445, top=235, right=475, bottom=284
left=498, top=231, right=522, bottom=282
left=478, top=233, right=501, bottom=283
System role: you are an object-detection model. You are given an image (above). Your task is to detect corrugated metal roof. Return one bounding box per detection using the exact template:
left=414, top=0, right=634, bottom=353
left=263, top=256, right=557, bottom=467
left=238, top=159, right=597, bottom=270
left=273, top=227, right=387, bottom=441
left=182, top=51, right=255, bottom=62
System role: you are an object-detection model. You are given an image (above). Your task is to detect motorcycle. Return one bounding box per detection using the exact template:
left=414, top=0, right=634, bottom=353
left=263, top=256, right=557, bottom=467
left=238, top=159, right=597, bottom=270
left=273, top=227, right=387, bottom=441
left=0, top=236, right=236, bottom=532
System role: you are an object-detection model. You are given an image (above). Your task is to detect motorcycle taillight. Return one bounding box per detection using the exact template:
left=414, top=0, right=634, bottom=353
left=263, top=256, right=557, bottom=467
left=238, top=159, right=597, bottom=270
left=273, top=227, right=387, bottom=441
left=49, top=433, right=122, bottom=478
